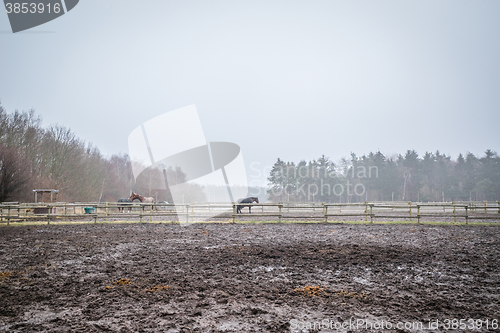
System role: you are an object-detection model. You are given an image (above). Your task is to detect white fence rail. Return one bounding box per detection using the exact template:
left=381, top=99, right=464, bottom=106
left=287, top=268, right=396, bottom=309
left=1, top=201, right=499, bottom=225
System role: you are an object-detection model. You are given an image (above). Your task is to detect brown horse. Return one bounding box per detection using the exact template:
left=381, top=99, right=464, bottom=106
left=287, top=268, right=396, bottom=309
left=130, top=192, right=157, bottom=211
left=236, top=197, right=259, bottom=214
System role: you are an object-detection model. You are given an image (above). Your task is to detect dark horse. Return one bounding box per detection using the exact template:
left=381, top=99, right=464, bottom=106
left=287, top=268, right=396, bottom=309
left=236, top=197, right=259, bottom=214
left=118, top=198, right=132, bottom=212
left=130, top=192, right=157, bottom=211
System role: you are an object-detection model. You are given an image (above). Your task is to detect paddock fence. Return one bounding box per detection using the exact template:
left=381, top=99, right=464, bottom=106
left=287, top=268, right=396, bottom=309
left=0, top=201, right=499, bottom=225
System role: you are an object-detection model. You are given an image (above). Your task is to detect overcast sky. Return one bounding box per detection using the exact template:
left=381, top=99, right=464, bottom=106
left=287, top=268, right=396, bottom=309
left=1, top=0, right=499, bottom=186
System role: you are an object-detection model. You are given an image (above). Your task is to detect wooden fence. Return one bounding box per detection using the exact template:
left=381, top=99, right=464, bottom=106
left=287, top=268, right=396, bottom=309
left=0, top=201, right=499, bottom=225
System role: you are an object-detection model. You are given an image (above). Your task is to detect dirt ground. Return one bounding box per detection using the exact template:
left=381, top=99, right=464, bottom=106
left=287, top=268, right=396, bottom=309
left=0, top=222, right=499, bottom=332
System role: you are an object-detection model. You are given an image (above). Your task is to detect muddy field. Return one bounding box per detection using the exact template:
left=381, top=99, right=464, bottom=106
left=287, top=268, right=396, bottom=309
left=0, top=222, right=499, bottom=332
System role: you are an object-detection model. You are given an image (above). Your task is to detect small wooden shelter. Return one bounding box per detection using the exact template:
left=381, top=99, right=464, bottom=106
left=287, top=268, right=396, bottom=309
left=33, top=189, right=59, bottom=203
left=33, top=189, right=59, bottom=214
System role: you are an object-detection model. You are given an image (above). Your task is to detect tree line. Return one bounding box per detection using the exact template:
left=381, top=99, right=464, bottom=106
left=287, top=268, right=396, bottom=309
left=3, top=103, right=498, bottom=204
left=0, top=103, right=237, bottom=204
left=0, top=103, right=136, bottom=203
left=267, top=150, right=500, bottom=203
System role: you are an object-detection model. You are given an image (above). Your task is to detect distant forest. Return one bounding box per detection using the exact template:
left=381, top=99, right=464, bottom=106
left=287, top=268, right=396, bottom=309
left=267, top=150, right=500, bottom=203
left=0, top=104, right=250, bottom=203
left=1, top=104, right=498, bottom=203
left=0, top=103, right=137, bottom=203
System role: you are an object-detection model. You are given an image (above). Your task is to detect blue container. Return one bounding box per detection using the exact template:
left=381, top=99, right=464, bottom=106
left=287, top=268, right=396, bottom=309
left=84, top=207, right=95, bottom=214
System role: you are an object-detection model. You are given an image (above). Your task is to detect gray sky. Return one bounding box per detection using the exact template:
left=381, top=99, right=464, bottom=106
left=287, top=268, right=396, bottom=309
left=1, top=0, right=499, bottom=186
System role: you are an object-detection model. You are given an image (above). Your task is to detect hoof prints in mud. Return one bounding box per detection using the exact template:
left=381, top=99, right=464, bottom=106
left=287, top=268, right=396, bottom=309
left=0, top=223, right=499, bottom=332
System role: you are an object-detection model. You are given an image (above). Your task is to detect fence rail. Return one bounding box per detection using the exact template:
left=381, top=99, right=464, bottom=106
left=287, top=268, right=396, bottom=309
left=0, top=201, right=499, bottom=225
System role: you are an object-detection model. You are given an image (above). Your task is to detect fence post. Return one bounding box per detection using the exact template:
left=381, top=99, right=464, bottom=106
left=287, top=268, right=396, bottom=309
left=150, top=203, right=152, bottom=222
left=278, top=204, right=282, bottom=222
left=105, top=202, right=108, bottom=222
left=186, top=205, right=190, bottom=224
left=232, top=204, right=236, bottom=224
left=408, top=202, right=412, bottom=222
left=47, top=205, right=51, bottom=225
left=323, top=203, right=327, bottom=222
left=2, top=205, right=7, bottom=226
left=453, top=202, right=456, bottom=223
left=140, top=204, right=143, bottom=223
left=417, top=205, right=420, bottom=224
left=465, top=206, right=468, bottom=224
left=364, top=202, right=368, bottom=222
left=370, top=204, right=373, bottom=223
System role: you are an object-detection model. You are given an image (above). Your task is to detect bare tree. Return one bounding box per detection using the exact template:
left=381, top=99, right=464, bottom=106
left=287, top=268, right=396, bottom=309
left=0, top=144, right=30, bottom=202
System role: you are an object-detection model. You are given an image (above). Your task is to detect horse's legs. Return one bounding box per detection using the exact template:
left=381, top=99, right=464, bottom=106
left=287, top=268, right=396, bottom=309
left=249, top=206, right=251, bottom=214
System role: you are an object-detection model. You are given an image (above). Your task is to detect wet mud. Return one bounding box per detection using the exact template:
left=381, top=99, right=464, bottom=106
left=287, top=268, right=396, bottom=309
left=0, top=223, right=499, bottom=332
